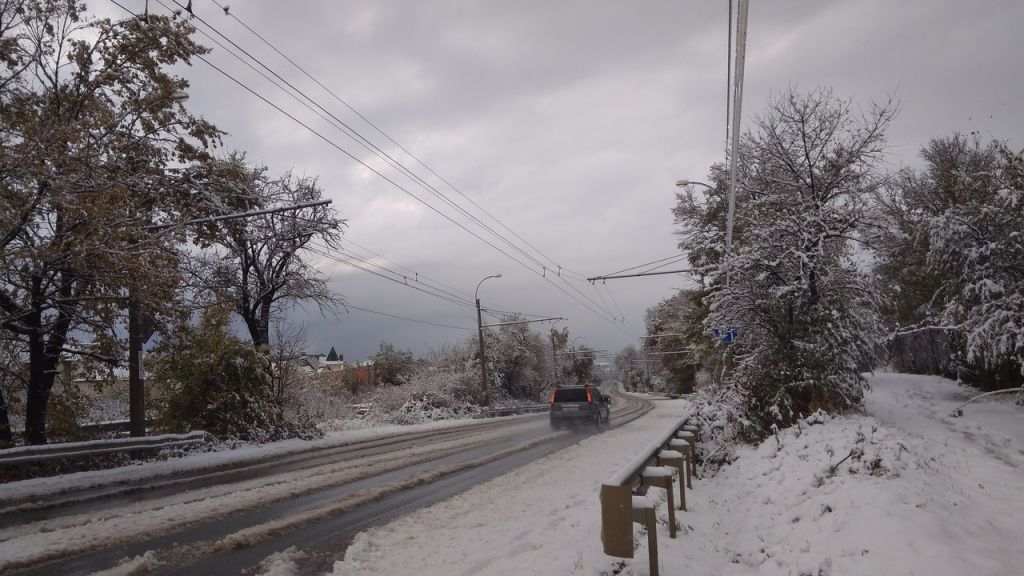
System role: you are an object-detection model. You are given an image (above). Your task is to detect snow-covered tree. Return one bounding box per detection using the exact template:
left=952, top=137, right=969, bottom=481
left=692, top=87, right=894, bottom=433
left=372, top=341, right=416, bottom=386
left=927, top=144, right=1024, bottom=384
left=874, top=135, right=1001, bottom=329
left=202, top=155, right=345, bottom=349
left=644, top=291, right=703, bottom=393
left=614, top=345, right=645, bottom=391
left=0, top=2, right=220, bottom=444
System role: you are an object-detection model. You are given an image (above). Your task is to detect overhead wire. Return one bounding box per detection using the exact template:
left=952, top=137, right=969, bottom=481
left=168, top=0, right=563, bottom=280
left=339, top=238, right=552, bottom=319
left=595, top=253, right=690, bottom=280
left=344, top=303, right=473, bottom=331
left=309, top=242, right=550, bottom=323
left=202, top=0, right=595, bottom=286
left=117, top=0, right=633, bottom=336
left=186, top=0, right=633, bottom=331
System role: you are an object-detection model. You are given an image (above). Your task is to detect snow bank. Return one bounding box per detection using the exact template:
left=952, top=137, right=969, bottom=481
left=326, top=374, right=1024, bottom=576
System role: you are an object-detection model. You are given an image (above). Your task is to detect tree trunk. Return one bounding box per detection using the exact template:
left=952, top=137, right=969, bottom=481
left=25, top=316, right=50, bottom=445
left=256, top=297, right=272, bottom=351
left=24, top=279, right=74, bottom=445
left=0, top=386, right=12, bottom=445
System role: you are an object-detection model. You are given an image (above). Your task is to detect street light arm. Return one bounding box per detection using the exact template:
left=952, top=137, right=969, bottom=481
left=675, top=179, right=713, bottom=190
left=475, top=274, right=502, bottom=300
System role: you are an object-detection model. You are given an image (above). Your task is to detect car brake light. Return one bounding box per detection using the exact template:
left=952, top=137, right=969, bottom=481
left=549, top=390, right=557, bottom=404
left=586, top=387, right=593, bottom=404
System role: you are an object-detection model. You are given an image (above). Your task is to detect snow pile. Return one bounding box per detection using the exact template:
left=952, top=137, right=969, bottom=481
left=253, top=546, right=306, bottom=576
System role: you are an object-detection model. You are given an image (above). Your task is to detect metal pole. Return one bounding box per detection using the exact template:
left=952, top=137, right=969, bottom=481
left=476, top=298, right=489, bottom=406
left=726, top=0, right=749, bottom=254
left=551, top=332, right=558, bottom=388
left=128, top=292, right=144, bottom=437
left=474, top=274, right=501, bottom=406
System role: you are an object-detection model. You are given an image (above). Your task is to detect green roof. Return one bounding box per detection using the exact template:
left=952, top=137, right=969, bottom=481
left=325, top=346, right=340, bottom=362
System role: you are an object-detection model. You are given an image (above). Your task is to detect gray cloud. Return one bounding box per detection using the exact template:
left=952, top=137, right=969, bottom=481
left=103, top=0, right=1024, bottom=359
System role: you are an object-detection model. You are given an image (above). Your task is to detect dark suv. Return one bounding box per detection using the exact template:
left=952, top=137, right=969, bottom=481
left=549, top=385, right=611, bottom=429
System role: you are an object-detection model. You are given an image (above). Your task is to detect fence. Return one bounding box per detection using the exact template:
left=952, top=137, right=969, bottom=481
left=0, top=431, right=209, bottom=466
left=599, top=416, right=699, bottom=576
left=478, top=404, right=549, bottom=418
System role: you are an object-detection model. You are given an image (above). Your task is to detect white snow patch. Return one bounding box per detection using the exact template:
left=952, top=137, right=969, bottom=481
left=84, top=550, right=162, bottom=576
left=253, top=546, right=307, bottom=576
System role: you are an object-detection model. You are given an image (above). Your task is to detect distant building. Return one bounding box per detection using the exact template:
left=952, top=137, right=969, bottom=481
left=287, top=346, right=347, bottom=374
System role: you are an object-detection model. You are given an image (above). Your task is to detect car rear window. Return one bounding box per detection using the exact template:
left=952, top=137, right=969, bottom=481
left=553, top=388, right=588, bottom=403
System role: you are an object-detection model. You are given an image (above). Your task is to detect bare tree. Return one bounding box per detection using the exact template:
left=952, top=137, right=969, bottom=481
left=204, top=156, right=345, bottom=349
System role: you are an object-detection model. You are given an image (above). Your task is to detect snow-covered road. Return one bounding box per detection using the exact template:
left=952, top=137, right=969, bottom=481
left=0, top=385, right=652, bottom=575
left=329, top=373, right=1024, bottom=576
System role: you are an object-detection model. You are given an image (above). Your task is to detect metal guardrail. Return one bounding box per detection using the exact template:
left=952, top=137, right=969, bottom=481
left=478, top=403, right=549, bottom=418
left=600, top=417, right=700, bottom=576
left=77, top=419, right=132, bottom=433
left=0, top=431, right=210, bottom=466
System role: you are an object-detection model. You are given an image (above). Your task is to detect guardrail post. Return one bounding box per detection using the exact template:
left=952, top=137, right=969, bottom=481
left=657, top=449, right=686, bottom=511
left=631, top=496, right=659, bottom=576
left=668, top=438, right=693, bottom=489
left=641, top=467, right=676, bottom=538
left=676, top=431, right=697, bottom=484
left=600, top=483, right=635, bottom=558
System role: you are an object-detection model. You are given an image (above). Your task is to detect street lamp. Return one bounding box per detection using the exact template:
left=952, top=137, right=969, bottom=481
left=127, top=89, right=191, bottom=438
left=675, top=179, right=713, bottom=190
left=475, top=274, right=502, bottom=406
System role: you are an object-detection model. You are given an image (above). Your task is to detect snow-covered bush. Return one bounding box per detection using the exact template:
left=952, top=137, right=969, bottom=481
left=364, top=363, right=482, bottom=425
left=149, top=307, right=316, bottom=442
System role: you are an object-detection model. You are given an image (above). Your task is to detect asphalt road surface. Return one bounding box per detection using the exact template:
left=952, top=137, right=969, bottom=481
left=1, top=385, right=653, bottom=576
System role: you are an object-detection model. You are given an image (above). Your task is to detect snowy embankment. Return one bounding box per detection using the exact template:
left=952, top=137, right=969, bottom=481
left=328, top=374, right=1023, bottom=576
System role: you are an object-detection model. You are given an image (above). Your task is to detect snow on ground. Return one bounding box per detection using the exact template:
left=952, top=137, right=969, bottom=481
left=330, top=395, right=695, bottom=576
left=0, top=421, right=549, bottom=570
left=0, top=415, right=533, bottom=504
left=329, top=374, right=1024, bottom=576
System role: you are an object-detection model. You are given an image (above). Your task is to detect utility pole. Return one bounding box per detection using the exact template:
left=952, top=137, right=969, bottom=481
left=128, top=297, right=143, bottom=437
left=726, top=0, right=749, bottom=254
left=476, top=297, right=489, bottom=406
left=550, top=332, right=558, bottom=388
left=474, top=274, right=501, bottom=406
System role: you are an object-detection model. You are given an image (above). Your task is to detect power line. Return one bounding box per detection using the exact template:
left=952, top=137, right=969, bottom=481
left=310, top=246, right=475, bottom=310
left=586, top=269, right=693, bottom=282
left=169, top=0, right=566, bottom=281
left=339, top=237, right=551, bottom=319
left=344, top=303, right=473, bottom=331
left=186, top=0, right=630, bottom=332
left=114, top=0, right=630, bottom=336
left=309, top=243, right=552, bottom=325
left=597, top=253, right=689, bottom=279
left=202, top=0, right=589, bottom=286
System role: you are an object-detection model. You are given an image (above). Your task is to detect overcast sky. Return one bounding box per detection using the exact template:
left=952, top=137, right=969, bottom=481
left=103, top=0, right=1023, bottom=361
